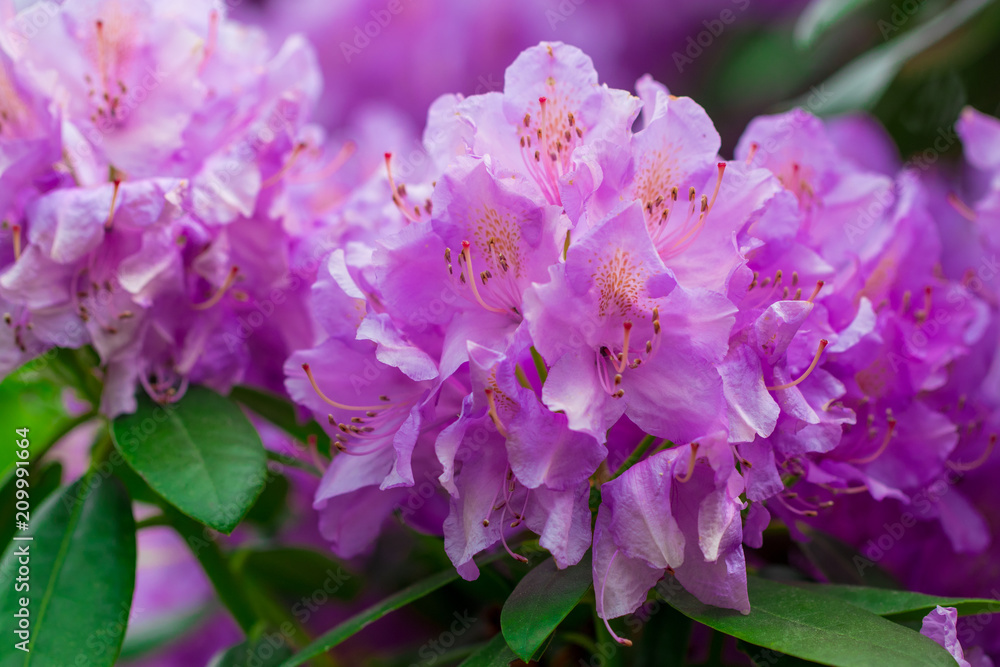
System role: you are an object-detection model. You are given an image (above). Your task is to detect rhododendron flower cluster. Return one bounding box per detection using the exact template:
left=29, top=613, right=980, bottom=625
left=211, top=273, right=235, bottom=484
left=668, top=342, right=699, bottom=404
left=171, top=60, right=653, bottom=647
left=281, top=39, right=999, bottom=647
left=3, top=5, right=999, bottom=660
left=0, top=0, right=343, bottom=415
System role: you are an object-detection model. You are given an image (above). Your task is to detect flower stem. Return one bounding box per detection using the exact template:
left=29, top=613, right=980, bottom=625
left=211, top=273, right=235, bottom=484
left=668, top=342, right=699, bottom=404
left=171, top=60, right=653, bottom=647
left=611, top=435, right=666, bottom=480
left=169, top=512, right=260, bottom=634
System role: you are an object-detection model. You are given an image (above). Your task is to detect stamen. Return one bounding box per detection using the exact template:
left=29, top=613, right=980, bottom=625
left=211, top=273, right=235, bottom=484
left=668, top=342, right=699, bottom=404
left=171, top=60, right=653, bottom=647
left=948, top=434, right=997, bottom=472
left=302, top=363, right=389, bottom=412
left=11, top=224, right=21, bottom=261
left=192, top=266, right=239, bottom=310
left=947, top=192, right=977, bottom=222
left=306, top=434, right=326, bottom=473
left=847, top=417, right=896, bottom=464
left=383, top=153, right=420, bottom=223
left=484, top=387, right=509, bottom=438
left=766, top=339, right=828, bottom=391
left=806, top=280, right=824, bottom=303
left=915, top=286, right=932, bottom=323
left=775, top=494, right=818, bottom=517
left=106, top=178, right=122, bottom=228
left=616, top=321, right=633, bottom=372
left=675, top=443, right=699, bottom=483
left=461, top=241, right=509, bottom=315
left=293, top=140, right=356, bottom=184
left=262, top=142, right=308, bottom=188
left=600, top=549, right=633, bottom=647
left=706, top=163, right=725, bottom=213
left=201, top=9, right=219, bottom=70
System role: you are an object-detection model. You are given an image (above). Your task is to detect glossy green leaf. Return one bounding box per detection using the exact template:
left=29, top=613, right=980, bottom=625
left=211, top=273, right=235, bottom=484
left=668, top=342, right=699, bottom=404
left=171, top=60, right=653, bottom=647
left=795, top=0, right=993, bottom=115
left=500, top=555, right=593, bottom=661
left=794, top=0, right=877, bottom=48
left=0, top=359, right=91, bottom=485
left=0, top=462, right=62, bottom=553
left=664, top=576, right=958, bottom=666
left=234, top=547, right=358, bottom=600
left=739, top=639, right=824, bottom=666
left=209, top=636, right=294, bottom=667
left=0, top=475, right=136, bottom=667
left=229, top=385, right=331, bottom=457
left=459, top=633, right=518, bottom=667
left=798, top=583, right=1000, bottom=622
left=111, top=386, right=267, bottom=533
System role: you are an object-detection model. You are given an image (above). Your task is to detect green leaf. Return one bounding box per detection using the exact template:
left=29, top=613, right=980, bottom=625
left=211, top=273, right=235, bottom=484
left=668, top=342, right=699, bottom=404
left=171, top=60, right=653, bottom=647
left=739, top=639, right=825, bottom=666
left=229, top=385, right=331, bottom=457
left=459, top=633, right=518, bottom=667
left=209, top=636, right=294, bottom=667
left=0, top=361, right=90, bottom=485
left=234, top=547, right=358, bottom=600
left=797, top=527, right=899, bottom=589
left=663, top=575, right=958, bottom=666
left=280, top=552, right=504, bottom=667
left=798, top=583, right=1000, bottom=622
left=794, top=0, right=877, bottom=48
left=500, top=554, right=593, bottom=661
left=794, top=0, right=994, bottom=115
left=111, top=386, right=267, bottom=533
left=0, top=475, right=136, bottom=667
left=0, top=463, right=62, bottom=553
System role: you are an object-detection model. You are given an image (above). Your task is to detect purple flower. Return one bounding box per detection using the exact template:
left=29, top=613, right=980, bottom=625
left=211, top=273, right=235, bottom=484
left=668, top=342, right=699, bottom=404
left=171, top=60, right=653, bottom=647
left=525, top=203, right=735, bottom=444
left=920, top=606, right=994, bottom=667
left=0, top=0, right=332, bottom=414
left=593, top=442, right=749, bottom=643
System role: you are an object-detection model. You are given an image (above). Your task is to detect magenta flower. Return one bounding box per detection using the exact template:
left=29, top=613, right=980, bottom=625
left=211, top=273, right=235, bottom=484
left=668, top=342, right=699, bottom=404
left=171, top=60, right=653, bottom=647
left=0, top=0, right=334, bottom=415
left=525, top=203, right=736, bottom=444
left=593, top=442, right=749, bottom=643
